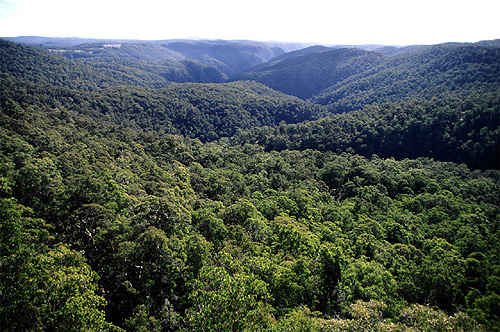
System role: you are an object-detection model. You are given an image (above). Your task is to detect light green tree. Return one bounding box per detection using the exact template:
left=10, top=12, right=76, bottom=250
left=184, top=253, right=274, bottom=331
left=0, top=198, right=118, bottom=331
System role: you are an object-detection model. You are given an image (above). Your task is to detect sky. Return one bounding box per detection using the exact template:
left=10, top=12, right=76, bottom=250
left=0, top=0, right=499, bottom=46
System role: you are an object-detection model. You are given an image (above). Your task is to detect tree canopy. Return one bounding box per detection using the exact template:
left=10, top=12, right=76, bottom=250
left=1, top=37, right=499, bottom=331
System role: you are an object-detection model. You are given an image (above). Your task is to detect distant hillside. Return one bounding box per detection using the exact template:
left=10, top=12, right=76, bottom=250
left=232, top=41, right=500, bottom=113
left=0, top=39, right=231, bottom=86
left=59, top=42, right=184, bottom=61
left=0, top=39, right=172, bottom=89
left=231, top=45, right=332, bottom=72
left=233, top=48, right=385, bottom=99
left=3, top=37, right=309, bottom=80
left=313, top=44, right=500, bottom=113
left=162, top=40, right=289, bottom=77
left=39, top=39, right=284, bottom=78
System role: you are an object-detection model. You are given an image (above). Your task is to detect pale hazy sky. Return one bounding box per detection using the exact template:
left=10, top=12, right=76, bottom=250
left=0, top=0, right=498, bottom=45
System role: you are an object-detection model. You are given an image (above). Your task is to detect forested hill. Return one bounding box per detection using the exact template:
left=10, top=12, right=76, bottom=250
left=0, top=39, right=171, bottom=89
left=160, top=40, right=290, bottom=77
left=233, top=48, right=386, bottom=99
left=232, top=89, right=500, bottom=170
left=1, top=37, right=500, bottom=332
left=3, top=37, right=308, bottom=81
left=313, top=44, right=500, bottom=113
left=0, top=78, right=322, bottom=142
left=0, top=39, right=230, bottom=88
left=236, top=42, right=500, bottom=112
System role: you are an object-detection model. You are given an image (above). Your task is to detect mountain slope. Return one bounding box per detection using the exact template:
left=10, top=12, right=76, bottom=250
left=0, top=39, right=171, bottom=90
left=234, top=45, right=332, bottom=72
left=233, top=48, right=385, bottom=99
left=0, top=39, right=230, bottom=87
left=162, top=40, right=289, bottom=77
left=231, top=89, right=500, bottom=170
left=40, top=41, right=228, bottom=82
left=232, top=42, right=500, bottom=113
left=4, top=37, right=309, bottom=80
left=1, top=78, right=322, bottom=142
left=312, top=44, right=500, bottom=112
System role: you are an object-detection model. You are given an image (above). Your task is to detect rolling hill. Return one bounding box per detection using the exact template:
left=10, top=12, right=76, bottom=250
left=233, top=47, right=386, bottom=99
left=4, top=37, right=309, bottom=80
left=313, top=43, right=500, bottom=113
left=233, top=40, right=500, bottom=114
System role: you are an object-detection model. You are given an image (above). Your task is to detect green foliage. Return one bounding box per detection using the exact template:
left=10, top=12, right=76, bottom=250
left=340, top=257, right=399, bottom=311
left=322, top=300, right=485, bottom=331
left=312, top=44, right=500, bottom=112
left=184, top=253, right=275, bottom=331
left=234, top=90, right=500, bottom=170
left=234, top=48, right=385, bottom=99
left=1, top=77, right=321, bottom=142
left=0, top=40, right=167, bottom=90
left=0, top=198, right=118, bottom=332
left=269, top=306, right=323, bottom=332
left=1, top=38, right=499, bottom=331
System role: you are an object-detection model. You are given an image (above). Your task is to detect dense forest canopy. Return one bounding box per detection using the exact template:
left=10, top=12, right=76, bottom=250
left=1, top=37, right=499, bottom=331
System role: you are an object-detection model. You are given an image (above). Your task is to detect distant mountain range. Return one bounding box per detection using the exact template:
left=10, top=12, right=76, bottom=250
left=3, top=36, right=500, bottom=112
left=0, top=36, right=437, bottom=82
left=2, top=37, right=309, bottom=79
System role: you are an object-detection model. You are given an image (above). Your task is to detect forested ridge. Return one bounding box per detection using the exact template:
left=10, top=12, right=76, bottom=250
left=233, top=89, right=500, bottom=170
left=1, top=37, right=499, bottom=332
left=312, top=44, right=500, bottom=113
left=0, top=77, right=322, bottom=141
left=236, top=43, right=500, bottom=111
left=232, top=48, right=387, bottom=99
